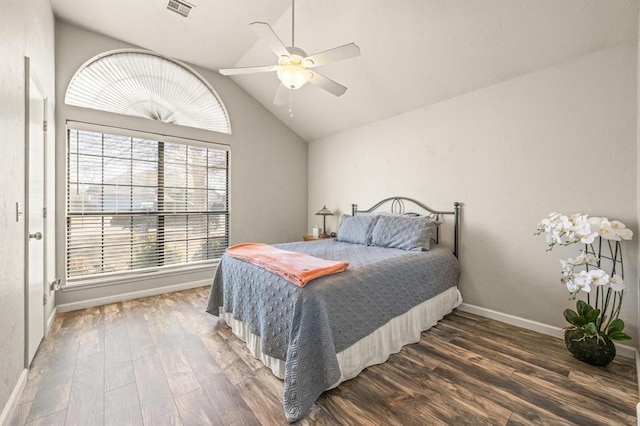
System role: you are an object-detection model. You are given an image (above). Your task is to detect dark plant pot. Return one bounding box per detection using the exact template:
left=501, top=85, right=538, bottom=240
left=564, top=328, right=616, bottom=366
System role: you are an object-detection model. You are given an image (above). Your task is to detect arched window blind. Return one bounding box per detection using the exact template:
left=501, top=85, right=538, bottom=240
left=65, top=50, right=231, bottom=134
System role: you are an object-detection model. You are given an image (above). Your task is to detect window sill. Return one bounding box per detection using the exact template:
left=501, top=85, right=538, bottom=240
left=62, top=260, right=219, bottom=292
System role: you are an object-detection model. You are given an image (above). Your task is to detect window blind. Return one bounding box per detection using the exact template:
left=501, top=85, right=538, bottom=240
left=66, top=124, right=229, bottom=281
left=65, top=50, right=231, bottom=134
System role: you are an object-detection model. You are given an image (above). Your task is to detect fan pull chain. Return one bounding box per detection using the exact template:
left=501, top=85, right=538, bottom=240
left=289, top=89, right=294, bottom=118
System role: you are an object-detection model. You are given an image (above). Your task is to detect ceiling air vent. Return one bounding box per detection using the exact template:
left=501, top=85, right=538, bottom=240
left=167, top=0, right=193, bottom=18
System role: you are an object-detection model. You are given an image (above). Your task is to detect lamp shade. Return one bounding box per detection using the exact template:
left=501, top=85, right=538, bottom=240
left=277, top=64, right=312, bottom=90
left=315, top=206, right=334, bottom=216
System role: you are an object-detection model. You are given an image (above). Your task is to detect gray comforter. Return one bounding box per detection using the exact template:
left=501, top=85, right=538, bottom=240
left=206, top=239, right=459, bottom=422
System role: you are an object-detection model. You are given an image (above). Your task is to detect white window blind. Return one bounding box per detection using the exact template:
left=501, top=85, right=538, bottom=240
left=65, top=50, right=231, bottom=134
left=66, top=123, right=229, bottom=281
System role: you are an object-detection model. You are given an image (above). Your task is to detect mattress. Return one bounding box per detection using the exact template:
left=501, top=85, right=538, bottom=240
left=220, top=285, right=462, bottom=385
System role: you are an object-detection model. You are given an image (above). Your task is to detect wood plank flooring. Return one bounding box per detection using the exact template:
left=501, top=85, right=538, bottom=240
left=9, top=286, right=638, bottom=425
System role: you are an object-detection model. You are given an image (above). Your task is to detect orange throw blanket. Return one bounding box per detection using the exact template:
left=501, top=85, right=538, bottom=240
left=226, top=243, right=349, bottom=287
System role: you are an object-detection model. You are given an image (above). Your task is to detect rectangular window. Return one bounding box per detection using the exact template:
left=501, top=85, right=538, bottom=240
left=66, top=123, right=229, bottom=281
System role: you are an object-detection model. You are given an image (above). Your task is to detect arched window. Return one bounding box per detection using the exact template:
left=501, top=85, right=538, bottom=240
left=65, top=49, right=231, bottom=134
left=64, top=50, right=231, bottom=283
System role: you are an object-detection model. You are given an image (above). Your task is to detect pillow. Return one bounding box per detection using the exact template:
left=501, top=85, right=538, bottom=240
left=370, top=215, right=440, bottom=251
left=379, top=211, right=438, bottom=221
left=337, top=214, right=380, bottom=245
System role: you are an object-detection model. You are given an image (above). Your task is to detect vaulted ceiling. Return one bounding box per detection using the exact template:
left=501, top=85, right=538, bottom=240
left=51, top=0, right=638, bottom=142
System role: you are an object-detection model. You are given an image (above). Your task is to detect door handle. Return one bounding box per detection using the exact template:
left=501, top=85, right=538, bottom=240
left=29, top=232, right=43, bottom=240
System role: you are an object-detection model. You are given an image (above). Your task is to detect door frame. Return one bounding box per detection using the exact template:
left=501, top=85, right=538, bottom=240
left=24, top=56, right=48, bottom=368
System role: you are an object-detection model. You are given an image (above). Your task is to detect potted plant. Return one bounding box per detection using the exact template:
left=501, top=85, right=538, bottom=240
left=535, top=212, right=633, bottom=366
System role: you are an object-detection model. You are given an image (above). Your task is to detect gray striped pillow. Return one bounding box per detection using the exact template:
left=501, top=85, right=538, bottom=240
left=370, top=215, right=439, bottom=251
left=337, top=215, right=380, bottom=245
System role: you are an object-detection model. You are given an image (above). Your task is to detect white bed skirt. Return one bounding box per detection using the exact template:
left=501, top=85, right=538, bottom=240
left=220, top=286, right=463, bottom=388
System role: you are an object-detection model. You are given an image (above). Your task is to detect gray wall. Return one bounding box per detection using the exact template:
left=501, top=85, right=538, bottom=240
left=308, top=41, right=640, bottom=345
left=54, top=22, right=308, bottom=309
left=0, top=0, right=56, bottom=418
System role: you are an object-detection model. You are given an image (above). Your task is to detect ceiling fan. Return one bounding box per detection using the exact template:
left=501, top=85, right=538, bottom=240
left=219, top=0, right=360, bottom=105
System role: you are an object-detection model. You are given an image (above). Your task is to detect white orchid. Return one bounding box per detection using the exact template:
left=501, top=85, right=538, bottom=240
left=580, top=252, right=598, bottom=265
left=589, top=217, right=616, bottom=240
left=565, top=251, right=598, bottom=267
left=545, top=230, right=562, bottom=246
left=565, top=279, right=580, bottom=294
left=588, top=269, right=610, bottom=287
left=537, top=212, right=560, bottom=233
left=611, top=220, right=633, bottom=240
left=573, top=217, right=598, bottom=244
left=572, top=270, right=592, bottom=293
left=537, top=212, right=632, bottom=343
left=588, top=217, right=634, bottom=241
left=538, top=212, right=633, bottom=248
left=610, top=274, right=625, bottom=292
left=537, top=213, right=567, bottom=246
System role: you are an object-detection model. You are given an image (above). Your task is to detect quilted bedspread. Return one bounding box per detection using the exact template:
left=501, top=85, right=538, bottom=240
left=205, top=239, right=460, bottom=422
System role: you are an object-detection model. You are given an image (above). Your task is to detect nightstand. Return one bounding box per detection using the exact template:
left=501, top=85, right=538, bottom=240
left=303, top=235, right=331, bottom=241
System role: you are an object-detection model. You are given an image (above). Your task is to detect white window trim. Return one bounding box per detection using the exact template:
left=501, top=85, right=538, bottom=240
left=68, top=120, right=230, bottom=152
left=62, top=259, right=219, bottom=291
left=64, top=120, right=230, bottom=286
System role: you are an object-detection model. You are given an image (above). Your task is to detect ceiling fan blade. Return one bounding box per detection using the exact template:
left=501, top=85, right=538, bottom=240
left=219, top=65, right=279, bottom=76
left=273, top=83, right=289, bottom=105
left=304, top=43, right=360, bottom=68
left=249, top=22, right=291, bottom=59
left=309, top=71, right=347, bottom=97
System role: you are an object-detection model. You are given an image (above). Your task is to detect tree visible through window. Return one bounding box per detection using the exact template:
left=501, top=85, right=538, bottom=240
left=66, top=126, right=229, bottom=280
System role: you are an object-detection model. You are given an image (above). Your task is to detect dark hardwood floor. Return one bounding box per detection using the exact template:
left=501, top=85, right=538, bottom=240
left=9, top=286, right=638, bottom=425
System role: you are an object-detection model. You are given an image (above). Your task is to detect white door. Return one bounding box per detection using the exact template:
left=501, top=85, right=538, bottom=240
left=25, top=57, right=47, bottom=367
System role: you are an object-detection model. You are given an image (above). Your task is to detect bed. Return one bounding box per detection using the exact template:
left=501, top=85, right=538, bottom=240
left=206, top=197, right=462, bottom=422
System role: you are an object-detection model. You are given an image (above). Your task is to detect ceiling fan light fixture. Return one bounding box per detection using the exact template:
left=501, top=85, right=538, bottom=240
left=277, top=64, right=312, bottom=90
left=218, top=0, right=360, bottom=101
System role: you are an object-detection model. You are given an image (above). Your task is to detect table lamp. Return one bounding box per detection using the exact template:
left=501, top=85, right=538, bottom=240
left=315, top=205, right=334, bottom=238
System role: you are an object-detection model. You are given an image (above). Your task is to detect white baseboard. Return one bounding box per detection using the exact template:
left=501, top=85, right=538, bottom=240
left=46, top=306, right=57, bottom=336
left=56, top=279, right=210, bottom=313
left=636, top=350, right=640, bottom=398
left=458, top=303, right=637, bottom=359
left=0, top=368, right=28, bottom=426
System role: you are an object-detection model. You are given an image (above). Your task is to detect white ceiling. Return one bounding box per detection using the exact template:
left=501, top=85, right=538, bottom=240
left=50, top=0, right=638, bottom=142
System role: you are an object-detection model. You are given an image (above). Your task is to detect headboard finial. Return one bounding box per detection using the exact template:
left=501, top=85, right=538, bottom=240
left=453, top=202, right=460, bottom=258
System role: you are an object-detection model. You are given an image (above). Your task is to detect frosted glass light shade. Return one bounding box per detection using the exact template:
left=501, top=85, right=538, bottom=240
left=65, top=50, right=231, bottom=134
left=277, top=64, right=312, bottom=90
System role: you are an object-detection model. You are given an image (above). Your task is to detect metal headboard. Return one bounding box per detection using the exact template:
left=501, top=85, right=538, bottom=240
left=352, top=196, right=461, bottom=258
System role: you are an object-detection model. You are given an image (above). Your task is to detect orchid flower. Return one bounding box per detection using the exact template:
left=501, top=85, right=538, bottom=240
left=573, top=270, right=592, bottom=293
left=610, top=274, right=625, bottom=292
left=611, top=220, right=633, bottom=240
left=592, top=217, right=618, bottom=240
left=588, top=269, right=609, bottom=287
left=565, top=280, right=580, bottom=294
